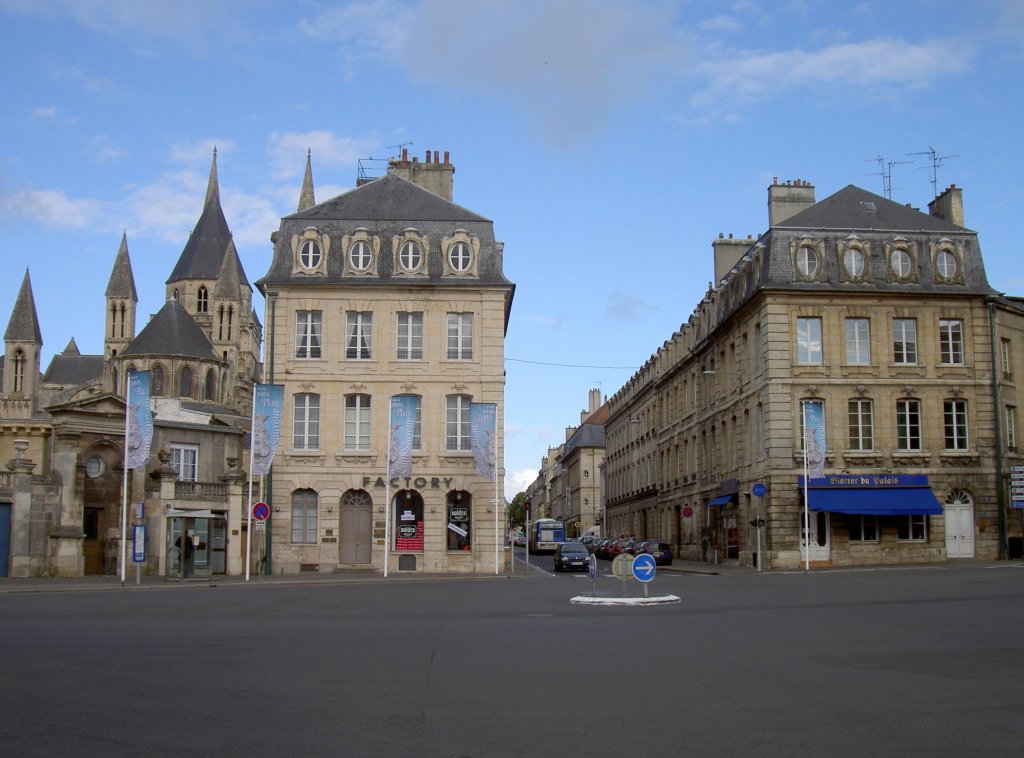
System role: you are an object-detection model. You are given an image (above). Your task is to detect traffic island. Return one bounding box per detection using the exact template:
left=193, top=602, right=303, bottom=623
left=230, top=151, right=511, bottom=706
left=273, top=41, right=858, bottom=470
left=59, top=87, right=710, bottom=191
left=570, top=594, right=681, bottom=606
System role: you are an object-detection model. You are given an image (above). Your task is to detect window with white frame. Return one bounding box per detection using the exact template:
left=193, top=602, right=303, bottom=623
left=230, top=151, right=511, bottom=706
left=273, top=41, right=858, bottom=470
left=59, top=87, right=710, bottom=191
left=448, top=242, right=472, bottom=272
left=293, top=393, right=320, bottom=450
left=1001, top=338, right=1013, bottom=381
left=291, top=489, right=318, bottom=543
left=346, top=312, right=373, bottom=359
left=295, top=311, right=322, bottom=359
left=845, top=318, right=870, bottom=365
left=796, top=317, right=822, bottom=365
left=348, top=240, right=371, bottom=271
left=170, top=444, right=199, bottom=481
left=407, top=395, right=423, bottom=450
left=299, top=239, right=321, bottom=269
left=396, top=312, right=423, bottom=360
left=939, top=319, right=964, bottom=365
left=446, top=394, right=471, bottom=451
left=847, top=515, right=878, bottom=542
left=896, top=399, right=922, bottom=451
left=344, top=394, right=371, bottom=450
left=893, top=318, right=918, bottom=364
left=1007, top=405, right=1017, bottom=451
left=848, top=399, right=874, bottom=451
left=944, top=399, right=969, bottom=450
left=447, top=313, right=473, bottom=360
left=896, top=515, right=927, bottom=541
left=399, top=240, right=422, bottom=271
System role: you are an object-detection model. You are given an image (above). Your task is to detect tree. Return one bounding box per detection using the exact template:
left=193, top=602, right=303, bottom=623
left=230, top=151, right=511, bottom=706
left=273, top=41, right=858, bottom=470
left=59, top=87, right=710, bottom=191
left=507, top=491, right=527, bottom=526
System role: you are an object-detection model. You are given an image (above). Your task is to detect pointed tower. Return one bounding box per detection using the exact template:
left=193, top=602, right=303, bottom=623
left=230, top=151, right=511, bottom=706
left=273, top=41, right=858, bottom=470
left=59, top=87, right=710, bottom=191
left=297, top=148, right=315, bottom=212
left=104, top=232, right=138, bottom=362
left=3, top=269, right=43, bottom=399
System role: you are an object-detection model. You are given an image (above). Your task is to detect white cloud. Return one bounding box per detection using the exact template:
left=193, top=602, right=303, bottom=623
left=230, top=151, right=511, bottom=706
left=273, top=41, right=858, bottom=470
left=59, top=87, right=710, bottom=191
left=267, top=130, right=378, bottom=181
left=87, top=135, right=127, bottom=163
left=0, top=188, right=102, bottom=229
left=506, top=468, right=537, bottom=498
left=297, top=0, right=413, bottom=79
left=606, top=290, right=655, bottom=321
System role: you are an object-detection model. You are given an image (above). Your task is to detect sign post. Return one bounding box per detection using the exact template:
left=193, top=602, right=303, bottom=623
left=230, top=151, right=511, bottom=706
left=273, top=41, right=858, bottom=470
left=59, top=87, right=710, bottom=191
left=752, top=482, right=767, bottom=571
left=632, top=552, right=657, bottom=598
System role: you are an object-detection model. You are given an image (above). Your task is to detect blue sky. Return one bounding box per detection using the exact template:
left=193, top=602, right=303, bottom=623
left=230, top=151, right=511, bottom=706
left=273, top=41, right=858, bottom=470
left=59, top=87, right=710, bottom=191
left=1, top=0, right=1022, bottom=500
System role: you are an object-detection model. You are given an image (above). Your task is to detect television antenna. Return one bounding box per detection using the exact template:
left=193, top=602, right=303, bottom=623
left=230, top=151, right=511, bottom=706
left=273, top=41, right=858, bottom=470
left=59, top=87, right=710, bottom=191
left=864, top=155, right=912, bottom=199
left=908, top=145, right=958, bottom=198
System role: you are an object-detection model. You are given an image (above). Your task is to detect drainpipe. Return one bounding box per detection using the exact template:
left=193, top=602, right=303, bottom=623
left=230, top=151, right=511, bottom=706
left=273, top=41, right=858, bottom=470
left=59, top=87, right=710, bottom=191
left=989, top=300, right=1007, bottom=560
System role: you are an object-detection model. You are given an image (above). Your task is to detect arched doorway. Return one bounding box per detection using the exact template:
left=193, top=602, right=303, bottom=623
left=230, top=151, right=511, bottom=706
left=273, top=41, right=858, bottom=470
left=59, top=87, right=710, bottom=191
left=339, top=489, right=372, bottom=564
left=944, top=488, right=975, bottom=558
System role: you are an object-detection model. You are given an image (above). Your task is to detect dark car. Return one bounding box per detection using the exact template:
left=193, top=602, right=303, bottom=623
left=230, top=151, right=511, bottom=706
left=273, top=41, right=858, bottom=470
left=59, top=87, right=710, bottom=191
left=553, top=541, right=591, bottom=572
left=637, top=540, right=673, bottom=566
left=593, top=538, right=612, bottom=558
left=607, top=539, right=631, bottom=559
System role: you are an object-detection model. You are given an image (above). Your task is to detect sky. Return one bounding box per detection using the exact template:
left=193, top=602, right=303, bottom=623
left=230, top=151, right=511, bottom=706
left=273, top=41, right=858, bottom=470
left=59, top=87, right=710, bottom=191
left=1, top=0, right=1022, bottom=501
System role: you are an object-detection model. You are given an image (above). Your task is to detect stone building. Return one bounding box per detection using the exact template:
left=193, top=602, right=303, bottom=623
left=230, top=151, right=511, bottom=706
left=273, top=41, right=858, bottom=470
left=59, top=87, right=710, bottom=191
left=256, top=149, right=514, bottom=575
left=0, top=152, right=262, bottom=578
left=606, top=179, right=1019, bottom=568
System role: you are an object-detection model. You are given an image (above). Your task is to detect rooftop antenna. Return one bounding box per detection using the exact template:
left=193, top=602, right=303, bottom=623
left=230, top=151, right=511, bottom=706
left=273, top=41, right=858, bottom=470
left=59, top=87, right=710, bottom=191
left=864, top=155, right=913, bottom=199
left=386, top=141, right=414, bottom=160
left=908, top=145, right=958, bottom=198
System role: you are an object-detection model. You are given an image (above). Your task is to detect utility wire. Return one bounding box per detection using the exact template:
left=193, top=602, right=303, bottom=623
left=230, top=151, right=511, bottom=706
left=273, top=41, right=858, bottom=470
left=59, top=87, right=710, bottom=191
left=505, top=357, right=637, bottom=370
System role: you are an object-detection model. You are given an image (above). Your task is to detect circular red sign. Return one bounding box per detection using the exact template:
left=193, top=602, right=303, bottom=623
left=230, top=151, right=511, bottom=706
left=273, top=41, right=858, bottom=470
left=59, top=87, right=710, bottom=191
left=682, top=506, right=694, bottom=518
left=252, top=502, right=270, bottom=521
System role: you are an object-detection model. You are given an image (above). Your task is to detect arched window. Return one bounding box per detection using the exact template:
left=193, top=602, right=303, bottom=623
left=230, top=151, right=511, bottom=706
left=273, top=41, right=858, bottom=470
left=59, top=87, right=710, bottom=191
left=204, top=368, right=217, bottom=401
left=151, top=364, right=165, bottom=396
left=179, top=365, right=193, bottom=398
left=112, top=367, right=119, bottom=395
left=196, top=286, right=209, bottom=313
left=226, top=306, right=233, bottom=340
left=12, top=348, right=25, bottom=393
left=217, top=305, right=225, bottom=340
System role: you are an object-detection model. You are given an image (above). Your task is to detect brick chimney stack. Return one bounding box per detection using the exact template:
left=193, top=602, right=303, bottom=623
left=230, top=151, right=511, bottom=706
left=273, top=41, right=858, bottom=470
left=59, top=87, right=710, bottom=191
left=768, top=178, right=816, bottom=226
left=388, top=148, right=455, bottom=202
left=928, top=184, right=965, bottom=228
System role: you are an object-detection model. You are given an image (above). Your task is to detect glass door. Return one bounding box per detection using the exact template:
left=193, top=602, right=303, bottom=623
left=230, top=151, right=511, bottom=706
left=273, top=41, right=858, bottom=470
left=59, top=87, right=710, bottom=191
left=800, top=510, right=831, bottom=562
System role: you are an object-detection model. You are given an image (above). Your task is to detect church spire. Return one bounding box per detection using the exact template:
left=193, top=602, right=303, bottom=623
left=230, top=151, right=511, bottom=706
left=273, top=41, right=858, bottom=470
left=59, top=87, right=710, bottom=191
left=4, top=269, right=42, bottom=344
left=297, top=148, right=315, bottom=212
left=205, top=146, right=220, bottom=206
left=105, top=231, right=139, bottom=301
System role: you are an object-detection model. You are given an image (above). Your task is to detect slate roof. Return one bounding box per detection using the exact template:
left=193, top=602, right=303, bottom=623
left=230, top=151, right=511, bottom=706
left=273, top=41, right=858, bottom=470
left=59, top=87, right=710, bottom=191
left=105, top=232, right=139, bottom=300
left=4, top=270, right=42, bottom=344
left=779, top=185, right=970, bottom=234
left=42, top=354, right=104, bottom=385
left=121, top=299, right=219, bottom=360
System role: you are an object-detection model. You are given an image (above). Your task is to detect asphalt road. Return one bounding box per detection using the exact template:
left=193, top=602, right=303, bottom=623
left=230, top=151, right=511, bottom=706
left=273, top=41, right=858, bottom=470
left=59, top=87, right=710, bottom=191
left=2, top=562, right=1023, bottom=757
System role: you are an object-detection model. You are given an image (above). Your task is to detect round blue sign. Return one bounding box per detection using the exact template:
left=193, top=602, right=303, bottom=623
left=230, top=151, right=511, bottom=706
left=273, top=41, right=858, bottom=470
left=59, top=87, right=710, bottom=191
left=753, top=483, right=767, bottom=497
left=632, top=553, right=657, bottom=583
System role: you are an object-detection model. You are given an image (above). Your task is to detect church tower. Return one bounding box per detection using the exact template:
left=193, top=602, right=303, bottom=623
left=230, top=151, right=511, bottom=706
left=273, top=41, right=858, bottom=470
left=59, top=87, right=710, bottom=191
left=104, top=232, right=138, bottom=394
left=2, top=269, right=43, bottom=403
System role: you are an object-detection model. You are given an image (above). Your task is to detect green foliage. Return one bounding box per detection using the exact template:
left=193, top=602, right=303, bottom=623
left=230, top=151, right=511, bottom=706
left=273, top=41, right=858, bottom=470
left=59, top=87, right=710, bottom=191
left=507, top=491, right=527, bottom=525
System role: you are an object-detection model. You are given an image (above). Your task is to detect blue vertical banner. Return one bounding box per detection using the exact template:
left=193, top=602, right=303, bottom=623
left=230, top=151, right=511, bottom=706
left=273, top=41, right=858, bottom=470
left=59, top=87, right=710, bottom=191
left=252, top=383, right=284, bottom=476
left=802, top=399, right=826, bottom=479
left=388, top=395, right=416, bottom=479
left=469, top=402, right=497, bottom=482
left=125, top=370, right=153, bottom=469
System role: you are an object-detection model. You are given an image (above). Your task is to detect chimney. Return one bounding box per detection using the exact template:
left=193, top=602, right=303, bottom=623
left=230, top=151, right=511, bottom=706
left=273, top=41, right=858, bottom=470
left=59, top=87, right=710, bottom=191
left=768, top=178, right=816, bottom=226
left=388, top=148, right=455, bottom=201
left=713, top=233, right=755, bottom=284
left=928, top=184, right=964, bottom=228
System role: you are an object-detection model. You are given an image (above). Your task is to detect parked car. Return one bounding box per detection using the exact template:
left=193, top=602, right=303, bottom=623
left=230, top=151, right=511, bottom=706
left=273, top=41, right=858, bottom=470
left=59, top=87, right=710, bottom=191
left=553, top=541, right=591, bottom=572
left=607, top=539, right=631, bottom=559
left=637, top=540, right=673, bottom=566
left=594, top=538, right=613, bottom=559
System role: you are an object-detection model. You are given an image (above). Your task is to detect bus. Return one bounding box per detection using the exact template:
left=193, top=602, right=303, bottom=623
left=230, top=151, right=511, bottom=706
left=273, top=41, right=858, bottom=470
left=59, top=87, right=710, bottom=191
left=528, top=518, right=565, bottom=553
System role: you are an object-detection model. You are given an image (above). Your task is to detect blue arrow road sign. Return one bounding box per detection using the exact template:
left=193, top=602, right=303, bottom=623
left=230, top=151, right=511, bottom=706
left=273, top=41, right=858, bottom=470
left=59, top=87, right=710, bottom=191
left=632, top=553, right=656, bottom=582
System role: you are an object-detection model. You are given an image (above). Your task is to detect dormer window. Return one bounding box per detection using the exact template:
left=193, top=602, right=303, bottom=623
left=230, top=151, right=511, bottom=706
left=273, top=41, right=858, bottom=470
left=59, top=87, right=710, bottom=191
left=349, top=241, right=371, bottom=271
left=448, top=242, right=471, bottom=272
left=844, top=248, right=865, bottom=278
left=400, top=240, right=422, bottom=271
left=300, top=239, right=322, bottom=269
left=891, top=249, right=912, bottom=278
left=796, top=245, right=819, bottom=277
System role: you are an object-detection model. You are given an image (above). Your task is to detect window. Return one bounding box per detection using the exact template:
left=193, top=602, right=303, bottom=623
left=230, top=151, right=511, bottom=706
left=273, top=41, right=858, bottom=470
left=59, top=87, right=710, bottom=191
left=204, top=369, right=216, bottom=401
left=196, top=286, right=208, bottom=313
left=796, top=317, right=822, bottom=365
left=449, top=242, right=471, bottom=272
left=12, top=348, right=25, bottom=393
left=896, top=399, right=922, bottom=451
left=295, top=311, right=322, bottom=359
left=1001, top=338, right=1013, bottom=381
left=844, top=247, right=865, bottom=278
left=344, top=394, right=371, bottom=450
left=399, top=240, right=422, bottom=271
left=299, top=239, right=321, bottom=269
left=897, top=515, right=927, bottom=541
left=293, top=393, right=320, bottom=450
left=939, top=319, right=964, bottom=365
left=796, top=245, right=819, bottom=277
left=944, top=399, right=969, bottom=450
left=1007, top=405, right=1017, bottom=451
left=349, top=240, right=371, bottom=271
left=447, top=313, right=474, bottom=360
left=848, top=399, right=874, bottom=451
left=170, top=444, right=198, bottom=481
left=936, top=249, right=958, bottom=279
left=845, top=318, right=870, bottom=365
left=892, top=319, right=918, bottom=364
left=890, top=249, right=912, bottom=278
left=396, top=312, right=423, bottom=360
left=847, top=515, right=878, bottom=542
left=179, top=365, right=194, bottom=398
left=446, top=491, right=472, bottom=550
left=151, top=364, right=165, bottom=396
left=446, top=395, right=471, bottom=451
left=346, top=312, right=373, bottom=359
left=291, top=489, right=318, bottom=543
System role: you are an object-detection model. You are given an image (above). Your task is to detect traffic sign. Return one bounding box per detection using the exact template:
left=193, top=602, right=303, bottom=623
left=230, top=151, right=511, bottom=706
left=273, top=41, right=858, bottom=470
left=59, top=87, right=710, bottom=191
left=588, top=553, right=598, bottom=582
left=753, top=483, right=767, bottom=497
left=252, top=502, right=270, bottom=521
left=632, top=553, right=657, bottom=583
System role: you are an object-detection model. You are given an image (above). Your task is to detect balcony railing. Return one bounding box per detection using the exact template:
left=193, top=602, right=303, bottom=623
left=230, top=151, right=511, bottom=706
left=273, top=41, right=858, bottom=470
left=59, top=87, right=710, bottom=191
left=175, top=481, right=229, bottom=501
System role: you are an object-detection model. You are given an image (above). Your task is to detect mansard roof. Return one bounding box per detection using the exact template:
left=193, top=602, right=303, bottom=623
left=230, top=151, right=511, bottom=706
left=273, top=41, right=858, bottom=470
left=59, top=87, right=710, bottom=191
left=42, top=353, right=104, bottom=386
left=779, top=185, right=971, bottom=234
left=121, top=298, right=219, bottom=360
left=4, top=269, right=42, bottom=344
left=106, top=232, right=139, bottom=301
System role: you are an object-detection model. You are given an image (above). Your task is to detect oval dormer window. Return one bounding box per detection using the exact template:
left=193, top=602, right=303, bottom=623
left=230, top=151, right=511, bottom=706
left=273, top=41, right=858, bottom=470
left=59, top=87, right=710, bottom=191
left=844, top=248, right=865, bottom=278
left=349, top=240, right=371, bottom=271
left=300, top=239, right=322, bottom=269
left=796, top=245, right=818, bottom=277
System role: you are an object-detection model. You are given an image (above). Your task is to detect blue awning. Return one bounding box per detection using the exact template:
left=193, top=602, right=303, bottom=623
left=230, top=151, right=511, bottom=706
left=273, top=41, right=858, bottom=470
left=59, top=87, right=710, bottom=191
left=807, top=487, right=942, bottom=516
left=709, top=494, right=737, bottom=507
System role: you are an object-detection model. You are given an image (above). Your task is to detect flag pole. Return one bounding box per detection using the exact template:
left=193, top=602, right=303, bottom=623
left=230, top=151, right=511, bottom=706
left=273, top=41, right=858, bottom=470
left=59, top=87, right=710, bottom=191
left=245, top=384, right=256, bottom=581
left=120, top=398, right=131, bottom=586
left=802, top=400, right=810, bottom=572
left=384, top=395, right=392, bottom=579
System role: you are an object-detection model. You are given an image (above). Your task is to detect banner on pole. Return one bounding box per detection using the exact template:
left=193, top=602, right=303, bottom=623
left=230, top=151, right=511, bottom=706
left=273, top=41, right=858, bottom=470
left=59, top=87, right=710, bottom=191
left=469, top=402, right=497, bottom=482
left=388, top=395, right=417, bottom=479
left=252, top=383, right=284, bottom=476
left=125, top=371, right=153, bottom=469
left=802, top=399, right=826, bottom=479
